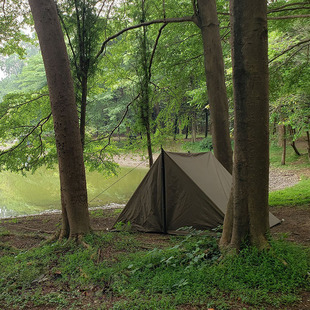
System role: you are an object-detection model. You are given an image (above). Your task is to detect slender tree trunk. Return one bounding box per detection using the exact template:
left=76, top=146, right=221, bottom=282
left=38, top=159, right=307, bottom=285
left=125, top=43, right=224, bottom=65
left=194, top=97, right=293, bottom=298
left=191, top=112, right=197, bottom=143
left=307, top=131, right=310, bottom=162
left=29, top=0, right=91, bottom=239
left=220, top=0, right=270, bottom=251
left=289, top=127, right=301, bottom=156
left=146, top=127, right=153, bottom=167
left=137, top=2, right=153, bottom=168
left=173, top=117, right=178, bottom=140
left=205, top=108, right=209, bottom=138
left=278, top=124, right=285, bottom=147
left=196, top=0, right=233, bottom=173
left=291, top=141, right=301, bottom=156
left=281, top=125, right=286, bottom=165
left=185, top=126, right=189, bottom=139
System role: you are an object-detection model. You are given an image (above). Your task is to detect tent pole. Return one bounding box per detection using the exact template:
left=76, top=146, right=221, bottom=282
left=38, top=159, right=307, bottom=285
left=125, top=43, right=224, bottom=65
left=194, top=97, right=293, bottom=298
left=161, top=147, right=167, bottom=234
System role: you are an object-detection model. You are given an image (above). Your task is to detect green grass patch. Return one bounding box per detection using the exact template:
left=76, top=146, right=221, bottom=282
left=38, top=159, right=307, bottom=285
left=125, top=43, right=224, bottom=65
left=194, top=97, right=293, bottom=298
left=269, top=176, right=310, bottom=206
left=115, top=235, right=309, bottom=309
left=0, top=230, right=309, bottom=309
left=269, top=144, right=309, bottom=168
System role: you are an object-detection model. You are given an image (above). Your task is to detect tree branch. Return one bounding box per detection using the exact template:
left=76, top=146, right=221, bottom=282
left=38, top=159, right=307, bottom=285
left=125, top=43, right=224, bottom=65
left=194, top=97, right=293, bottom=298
left=0, top=94, right=49, bottom=120
left=148, top=23, right=167, bottom=81
left=57, top=7, right=80, bottom=81
left=270, top=44, right=309, bottom=73
left=269, top=38, right=310, bottom=63
left=268, top=2, right=310, bottom=13
left=268, top=14, right=310, bottom=20
left=172, top=53, right=203, bottom=67
left=95, top=16, right=194, bottom=59
left=0, top=113, right=52, bottom=157
left=99, top=93, right=141, bottom=154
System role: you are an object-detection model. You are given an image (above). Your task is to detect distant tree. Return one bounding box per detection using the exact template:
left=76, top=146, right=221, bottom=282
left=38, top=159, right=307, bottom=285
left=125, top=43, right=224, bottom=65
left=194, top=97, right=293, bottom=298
left=28, top=0, right=91, bottom=239
left=57, top=0, right=106, bottom=150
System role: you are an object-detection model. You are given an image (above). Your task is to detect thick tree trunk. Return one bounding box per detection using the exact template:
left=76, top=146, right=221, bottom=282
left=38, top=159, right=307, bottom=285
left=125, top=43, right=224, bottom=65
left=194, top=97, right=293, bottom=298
left=196, top=0, right=233, bottom=173
left=29, top=0, right=91, bottom=239
left=220, top=0, right=270, bottom=251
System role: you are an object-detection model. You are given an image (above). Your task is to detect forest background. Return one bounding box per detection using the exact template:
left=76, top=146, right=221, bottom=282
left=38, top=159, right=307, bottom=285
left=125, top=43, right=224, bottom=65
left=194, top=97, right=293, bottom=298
left=0, top=0, right=309, bottom=174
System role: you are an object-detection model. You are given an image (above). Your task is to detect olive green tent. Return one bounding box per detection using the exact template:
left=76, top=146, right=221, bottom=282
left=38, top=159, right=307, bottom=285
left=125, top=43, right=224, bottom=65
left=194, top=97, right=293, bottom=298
left=114, top=150, right=280, bottom=233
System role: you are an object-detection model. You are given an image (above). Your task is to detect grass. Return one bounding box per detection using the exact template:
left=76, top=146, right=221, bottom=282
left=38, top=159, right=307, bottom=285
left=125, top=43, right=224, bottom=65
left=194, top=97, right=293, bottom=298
left=0, top=230, right=309, bottom=310
left=269, top=176, right=310, bottom=206
left=269, top=143, right=309, bottom=169
left=269, top=141, right=310, bottom=206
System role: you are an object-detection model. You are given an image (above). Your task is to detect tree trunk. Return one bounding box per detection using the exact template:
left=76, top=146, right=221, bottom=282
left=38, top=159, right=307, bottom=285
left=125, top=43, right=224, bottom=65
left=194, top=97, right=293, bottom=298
left=291, top=141, right=301, bottom=156
left=307, top=131, right=310, bottom=162
left=191, top=112, right=197, bottom=143
left=289, top=127, right=301, bottom=156
left=205, top=107, right=209, bottom=138
left=138, top=3, right=153, bottom=168
left=173, top=117, right=178, bottom=140
left=196, top=0, right=233, bottom=173
left=277, top=124, right=284, bottom=147
left=28, top=0, right=91, bottom=239
left=185, top=119, right=189, bottom=139
left=146, top=127, right=153, bottom=167
left=220, top=0, right=270, bottom=251
left=281, top=125, right=286, bottom=165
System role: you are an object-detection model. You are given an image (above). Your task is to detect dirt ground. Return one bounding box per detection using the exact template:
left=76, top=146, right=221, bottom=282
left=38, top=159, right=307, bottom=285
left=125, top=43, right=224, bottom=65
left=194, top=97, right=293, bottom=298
left=0, top=202, right=309, bottom=251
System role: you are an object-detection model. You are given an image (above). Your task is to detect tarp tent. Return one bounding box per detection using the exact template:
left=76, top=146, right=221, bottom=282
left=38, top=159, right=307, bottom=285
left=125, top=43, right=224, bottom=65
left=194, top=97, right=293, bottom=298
left=114, top=150, right=280, bottom=233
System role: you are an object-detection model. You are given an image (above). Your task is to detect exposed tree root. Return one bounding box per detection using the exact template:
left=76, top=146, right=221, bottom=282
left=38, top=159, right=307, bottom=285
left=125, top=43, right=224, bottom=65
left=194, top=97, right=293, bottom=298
left=0, top=242, right=19, bottom=252
left=41, top=230, right=61, bottom=245
left=56, top=231, right=93, bottom=249
left=4, top=223, right=54, bottom=235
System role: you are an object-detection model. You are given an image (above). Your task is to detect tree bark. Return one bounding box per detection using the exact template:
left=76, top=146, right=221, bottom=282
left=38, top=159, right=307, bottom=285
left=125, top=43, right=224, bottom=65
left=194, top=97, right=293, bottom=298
left=28, top=0, right=91, bottom=239
left=278, top=123, right=284, bottom=147
left=196, top=0, right=233, bottom=173
left=220, top=0, right=270, bottom=251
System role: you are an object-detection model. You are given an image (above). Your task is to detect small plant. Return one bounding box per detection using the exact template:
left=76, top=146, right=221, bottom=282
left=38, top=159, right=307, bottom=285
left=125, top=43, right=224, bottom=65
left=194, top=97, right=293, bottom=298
left=182, top=137, right=213, bottom=153
left=114, top=221, right=132, bottom=232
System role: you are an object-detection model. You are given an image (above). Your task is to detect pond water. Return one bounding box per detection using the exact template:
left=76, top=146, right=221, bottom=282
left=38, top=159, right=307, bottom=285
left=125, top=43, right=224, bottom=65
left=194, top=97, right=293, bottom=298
left=0, top=166, right=147, bottom=218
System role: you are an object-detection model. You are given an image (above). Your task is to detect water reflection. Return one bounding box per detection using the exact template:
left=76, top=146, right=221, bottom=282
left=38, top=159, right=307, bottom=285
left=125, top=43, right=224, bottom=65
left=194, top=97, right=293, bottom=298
left=0, top=167, right=146, bottom=218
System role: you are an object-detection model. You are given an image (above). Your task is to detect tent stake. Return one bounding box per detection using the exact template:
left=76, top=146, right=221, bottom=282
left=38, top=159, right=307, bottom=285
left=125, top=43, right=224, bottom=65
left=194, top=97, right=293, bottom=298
left=161, top=147, right=167, bottom=234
